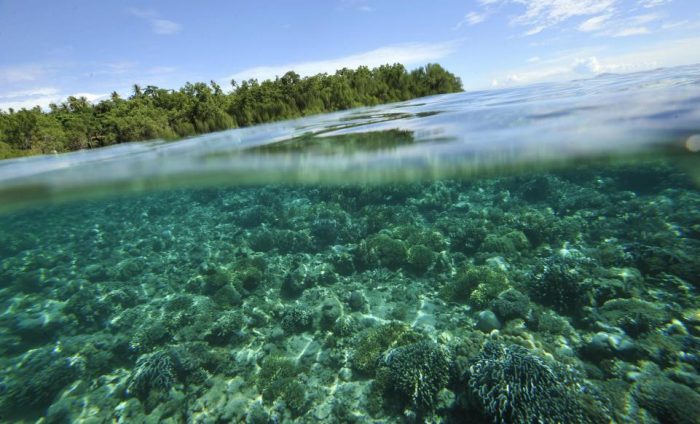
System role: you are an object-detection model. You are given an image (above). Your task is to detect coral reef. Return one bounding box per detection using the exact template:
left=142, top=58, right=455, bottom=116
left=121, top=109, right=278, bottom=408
left=127, top=350, right=175, bottom=399
left=379, top=341, right=453, bottom=412
left=351, top=322, right=422, bottom=377
left=467, top=341, right=608, bottom=424
left=0, top=158, right=697, bottom=422
left=256, top=356, right=309, bottom=416
left=451, top=265, right=510, bottom=309
left=633, top=376, right=700, bottom=424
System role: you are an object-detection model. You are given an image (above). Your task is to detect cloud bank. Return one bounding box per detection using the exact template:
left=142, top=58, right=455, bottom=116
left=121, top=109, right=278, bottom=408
left=227, top=41, right=459, bottom=83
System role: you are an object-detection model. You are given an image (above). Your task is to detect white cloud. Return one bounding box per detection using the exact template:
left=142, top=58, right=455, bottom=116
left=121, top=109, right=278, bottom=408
left=455, top=0, right=505, bottom=29
left=573, top=56, right=602, bottom=73
left=0, top=87, right=59, bottom=99
left=127, top=7, right=156, bottom=19
left=465, top=0, right=673, bottom=36
left=0, top=88, right=107, bottom=111
left=660, top=20, right=698, bottom=31
left=611, top=26, right=650, bottom=36
left=524, top=25, right=546, bottom=35
left=488, top=36, right=700, bottom=87
left=629, top=13, right=661, bottom=25
left=578, top=14, right=612, bottom=32
left=578, top=12, right=660, bottom=37
left=455, top=11, right=488, bottom=28
left=146, top=66, right=177, bottom=75
left=0, top=65, right=46, bottom=84
left=152, top=19, right=182, bottom=35
left=491, top=74, right=523, bottom=87
left=71, top=92, right=109, bottom=102
left=639, top=0, right=670, bottom=7
left=339, top=0, right=374, bottom=12
left=512, top=0, right=617, bottom=34
left=227, top=41, right=459, bottom=82
left=128, top=8, right=182, bottom=35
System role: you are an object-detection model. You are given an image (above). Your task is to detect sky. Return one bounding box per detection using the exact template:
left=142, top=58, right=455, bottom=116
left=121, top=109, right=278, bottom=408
left=1, top=0, right=699, bottom=111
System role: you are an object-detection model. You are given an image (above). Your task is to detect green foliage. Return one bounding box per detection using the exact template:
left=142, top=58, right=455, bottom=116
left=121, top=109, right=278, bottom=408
left=0, top=63, right=462, bottom=158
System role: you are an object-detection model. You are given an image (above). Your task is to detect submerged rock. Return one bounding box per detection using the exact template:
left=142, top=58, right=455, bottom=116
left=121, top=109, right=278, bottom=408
left=582, top=331, right=638, bottom=361
left=475, top=310, right=501, bottom=333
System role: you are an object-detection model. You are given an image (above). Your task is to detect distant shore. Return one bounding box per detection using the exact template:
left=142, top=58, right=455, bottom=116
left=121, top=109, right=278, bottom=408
left=0, top=63, right=462, bottom=160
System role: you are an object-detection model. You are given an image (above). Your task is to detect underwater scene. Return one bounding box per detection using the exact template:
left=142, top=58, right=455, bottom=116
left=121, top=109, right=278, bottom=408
left=1, top=66, right=700, bottom=423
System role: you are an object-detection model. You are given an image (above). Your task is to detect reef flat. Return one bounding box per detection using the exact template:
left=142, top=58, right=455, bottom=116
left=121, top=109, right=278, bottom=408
left=0, top=159, right=699, bottom=423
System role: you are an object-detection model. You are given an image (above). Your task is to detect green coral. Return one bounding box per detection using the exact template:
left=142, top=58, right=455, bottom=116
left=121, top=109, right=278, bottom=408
left=0, top=348, right=81, bottom=415
left=366, top=233, right=407, bottom=270
left=281, top=306, right=312, bottom=334
left=491, top=288, right=530, bottom=321
left=452, top=265, right=510, bottom=309
left=380, top=341, right=453, bottom=412
left=530, top=253, right=592, bottom=314
left=480, top=230, right=529, bottom=255
left=633, top=377, right=700, bottom=424
left=235, top=255, right=267, bottom=291
left=351, top=322, right=422, bottom=377
left=201, top=265, right=233, bottom=294
left=407, top=244, right=434, bottom=274
left=204, top=311, right=245, bottom=345
left=256, top=356, right=308, bottom=416
left=393, top=225, right=448, bottom=252
left=598, top=298, right=670, bottom=337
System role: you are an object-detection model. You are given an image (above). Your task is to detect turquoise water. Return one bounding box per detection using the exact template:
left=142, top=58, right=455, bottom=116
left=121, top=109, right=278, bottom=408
left=0, top=66, right=699, bottom=423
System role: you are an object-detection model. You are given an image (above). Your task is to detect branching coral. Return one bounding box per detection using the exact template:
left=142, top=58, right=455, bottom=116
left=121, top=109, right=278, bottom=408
left=468, top=342, right=606, bottom=424
left=380, top=341, right=453, bottom=412
left=127, top=350, right=175, bottom=398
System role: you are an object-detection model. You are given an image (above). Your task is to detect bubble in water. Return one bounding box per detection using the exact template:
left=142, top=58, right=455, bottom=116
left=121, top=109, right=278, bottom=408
left=686, top=134, right=700, bottom=152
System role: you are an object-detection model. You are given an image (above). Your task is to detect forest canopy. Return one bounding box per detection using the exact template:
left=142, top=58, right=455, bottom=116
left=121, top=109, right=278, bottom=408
left=0, top=63, right=462, bottom=159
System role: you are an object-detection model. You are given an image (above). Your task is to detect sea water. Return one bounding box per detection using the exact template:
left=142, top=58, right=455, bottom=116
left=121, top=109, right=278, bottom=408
left=0, top=65, right=699, bottom=423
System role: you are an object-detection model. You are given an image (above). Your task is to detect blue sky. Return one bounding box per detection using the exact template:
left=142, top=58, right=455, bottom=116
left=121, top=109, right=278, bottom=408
left=1, top=0, right=699, bottom=110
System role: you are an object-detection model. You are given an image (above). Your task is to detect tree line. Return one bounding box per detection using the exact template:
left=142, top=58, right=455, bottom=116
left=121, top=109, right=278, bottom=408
left=0, top=63, right=462, bottom=158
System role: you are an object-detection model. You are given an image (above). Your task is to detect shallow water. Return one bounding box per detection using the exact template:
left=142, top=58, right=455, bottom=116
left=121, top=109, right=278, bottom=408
left=0, top=66, right=699, bottom=423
